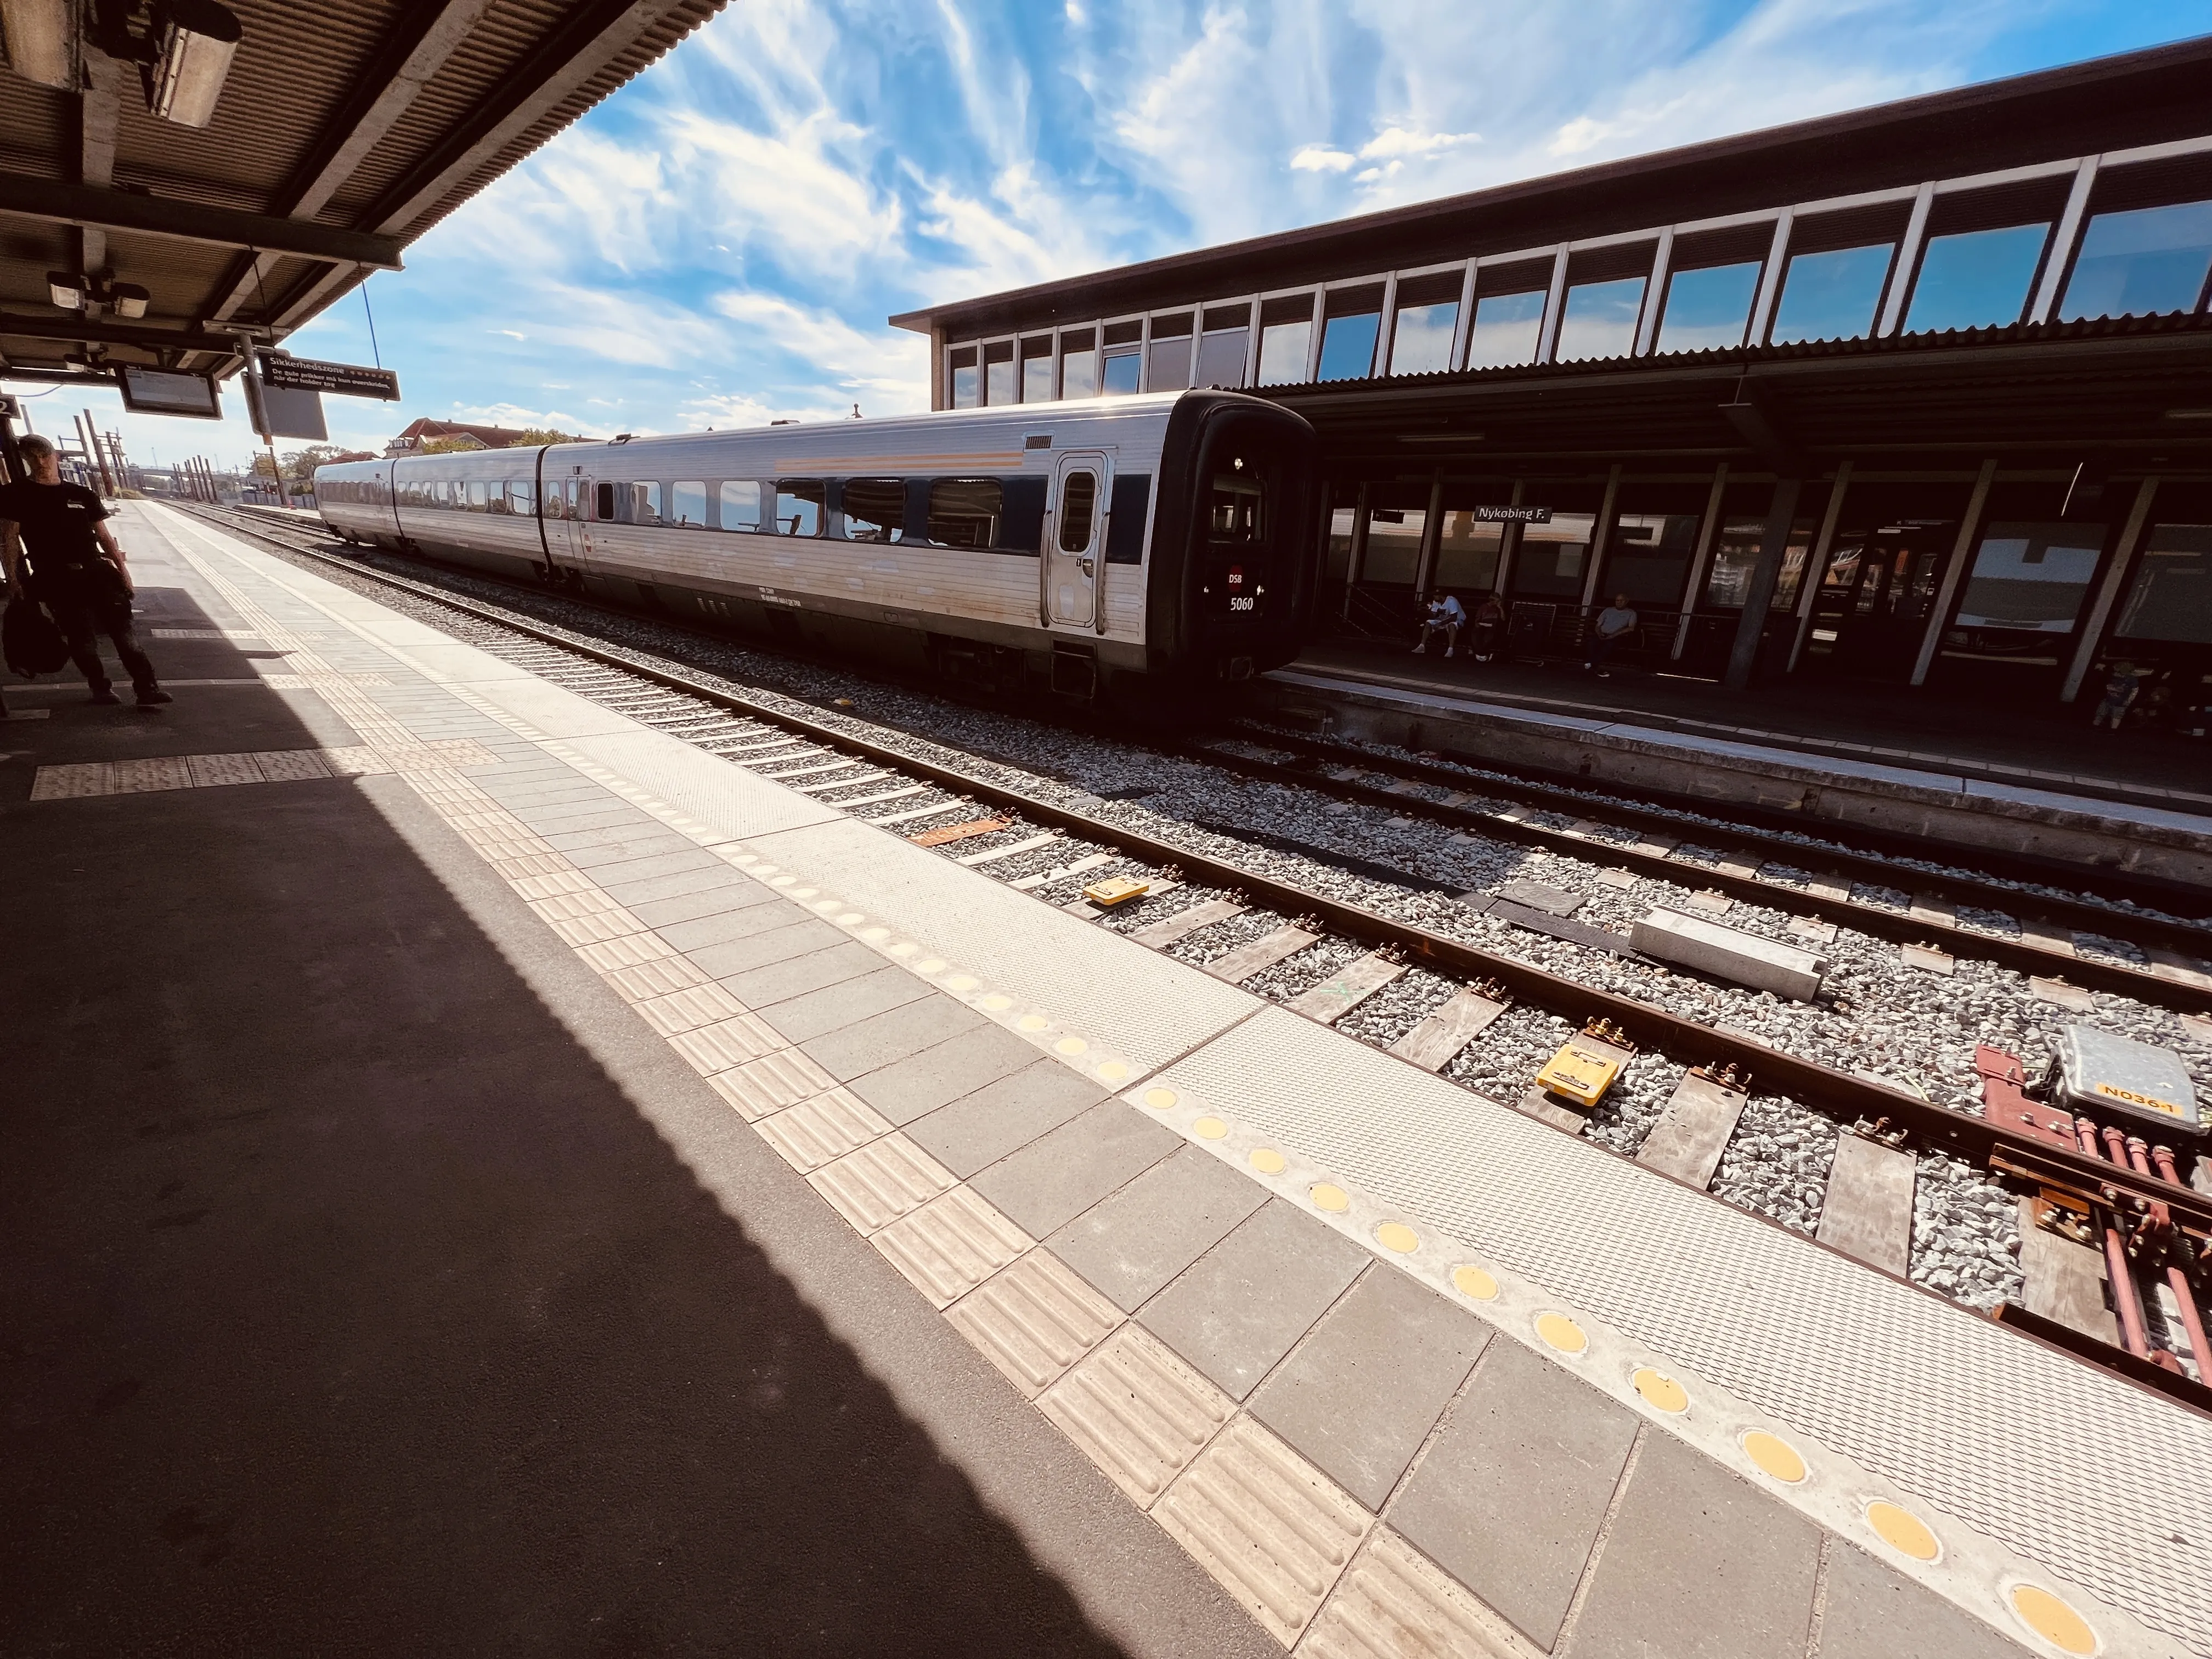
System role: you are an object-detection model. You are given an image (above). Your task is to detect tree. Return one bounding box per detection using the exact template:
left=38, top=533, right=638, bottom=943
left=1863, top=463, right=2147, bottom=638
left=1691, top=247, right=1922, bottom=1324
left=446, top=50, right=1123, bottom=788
left=419, top=435, right=482, bottom=454
left=510, top=427, right=583, bottom=445
left=281, top=443, right=365, bottom=481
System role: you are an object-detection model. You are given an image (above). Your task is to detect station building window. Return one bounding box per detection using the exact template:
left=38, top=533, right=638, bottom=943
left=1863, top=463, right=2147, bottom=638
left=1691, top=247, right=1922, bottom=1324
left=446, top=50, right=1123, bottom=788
left=671, top=481, right=708, bottom=527
left=1146, top=313, right=1194, bottom=392
left=2060, top=199, right=2212, bottom=320
left=1465, top=261, right=1551, bottom=369
left=1769, top=203, right=1908, bottom=344
left=718, top=479, right=764, bottom=530
left=1656, top=249, right=1764, bottom=354
left=949, top=345, right=980, bottom=409
left=1432, top=507, right=1504, bottom=592
left=1601, top=492, right=1709, bottom=606
left=1556, top=276, right=1645, bottom=362
left=1903, top=223, right=2050, bottom=333
left=2114, top=522, right=2212, bottom=646
left=1060, top=328, right=1099, bottom=398
left=1254, top=295, right=1315, bottom=385
left=839, top=477, right=905, bottom=541
left=1020, top=336, right=1054, bottom=402
left=1359, top=499, right=1426, bottom=585
left=983, top=341, right=1015, bottom=405
left=1386, top=271, right=1463, bottom=376
left=1195, top=305, right=1250, bottom=387
left=928, top=478, right=1003, bottom=548
left=1700, top=481, right=1823, bottom=611
left=1509, top=489, right=1601, bottom=599
left=1102, top=320, right=1142, bottom=395
left=775, top=479, right=824, bottom=536
left=1325, top=500, right=1357, bottom=582
left=1949, top=521, right=2104, bottom=645
left=1317, top=285, right=1385, bottom=381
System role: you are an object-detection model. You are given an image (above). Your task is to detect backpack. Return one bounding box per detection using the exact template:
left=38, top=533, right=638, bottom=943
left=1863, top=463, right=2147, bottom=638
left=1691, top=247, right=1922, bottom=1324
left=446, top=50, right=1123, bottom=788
left=4, top=595, right=69, bottom=677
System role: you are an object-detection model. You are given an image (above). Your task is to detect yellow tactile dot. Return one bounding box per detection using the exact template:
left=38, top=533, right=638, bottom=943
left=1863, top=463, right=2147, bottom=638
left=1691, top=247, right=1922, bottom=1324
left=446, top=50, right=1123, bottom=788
left=770, top=874, right=797, bottom=887
left=2010, top=1585, right=2096, bottom=1655
left=837, top=912, right=866, bottom=926
left=1193, top=1116, right=1229, bottom=1140
left=1865, top=1502, right=1939, bottom=1562
left=1142, top=1087, right=1178, bottom=1110
left=1536, top=1313, right=1588, bottom=1355
left=1096, top=1059, right=1129, bottom=1084
left=1375, top=1222, right=1419, bottom=1254
left=887, top=941, right=918, bottom=957
left=915, top=958, right=947, bottom=974
left=1054, top=1036, right=1088, bottom=1057
left=860, top=926, right=889, bottom=941
left=793, top=887, right=819, bottom=899
left=1632, top=1368, right=1689, bottom=1414
left=731, top=854, right=759, bottom=867
left=1310, top=1183, right=1350, bottom=1212
left=811, top=897, right=840, bottom=912
left=1017, top=1013, right=1050, bottom=1032
left=1452, top=1265, right=1499, bottom=1301
left=946, top=974, right=979, bottom=992
left=1249, top=1148, right=1286, bottom=1175
left=1742, top=1431, right=1807, bottom=1484
left=979, top=994, right=1012, bottom=1012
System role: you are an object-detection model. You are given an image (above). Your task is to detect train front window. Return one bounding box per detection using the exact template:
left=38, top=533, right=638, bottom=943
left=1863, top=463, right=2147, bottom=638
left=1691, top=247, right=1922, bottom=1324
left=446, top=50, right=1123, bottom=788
left=1210, top=467, right=1263, bottom=542
left=928, top=478, right=1002, bottom=548
left=775, top=480, right=825, bottom=537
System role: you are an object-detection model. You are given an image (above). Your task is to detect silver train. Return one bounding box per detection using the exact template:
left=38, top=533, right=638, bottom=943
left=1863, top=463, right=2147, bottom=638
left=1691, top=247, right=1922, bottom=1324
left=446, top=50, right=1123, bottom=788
left=315, top=390, right=1317, bottom=697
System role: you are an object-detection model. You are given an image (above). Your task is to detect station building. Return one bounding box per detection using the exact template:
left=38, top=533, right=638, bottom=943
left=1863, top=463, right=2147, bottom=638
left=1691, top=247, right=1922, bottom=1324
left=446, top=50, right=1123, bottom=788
left=892, top=39, right=2212, bottom=710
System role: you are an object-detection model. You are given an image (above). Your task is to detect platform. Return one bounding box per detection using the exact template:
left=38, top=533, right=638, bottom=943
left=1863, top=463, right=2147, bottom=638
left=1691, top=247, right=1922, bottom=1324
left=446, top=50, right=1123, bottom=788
left=4, top=503, right=2205, bottom=1657
left=1262, top=646, right=2212, bottom=892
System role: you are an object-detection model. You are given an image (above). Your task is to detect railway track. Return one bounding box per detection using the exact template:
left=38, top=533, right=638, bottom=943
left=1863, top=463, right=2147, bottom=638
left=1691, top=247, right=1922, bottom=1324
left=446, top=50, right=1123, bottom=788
left=179, top=501, right=2212, bottom=1408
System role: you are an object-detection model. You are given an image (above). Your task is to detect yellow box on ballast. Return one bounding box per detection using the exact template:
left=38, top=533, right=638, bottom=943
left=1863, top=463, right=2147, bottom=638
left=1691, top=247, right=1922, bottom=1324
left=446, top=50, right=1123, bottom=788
left=1536, top=1042, right=1621, bottom=1107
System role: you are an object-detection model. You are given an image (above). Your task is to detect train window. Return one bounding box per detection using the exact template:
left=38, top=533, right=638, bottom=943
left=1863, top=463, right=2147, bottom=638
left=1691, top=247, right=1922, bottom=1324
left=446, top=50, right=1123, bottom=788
left=627, top=482, right=663, bottom=524
left=509, top=480, right=535, bottom=515
left=468, top=481, right=489, bottom=511
left=719, top=480, right=764, bottom=530
left=1059, top=471, right=1099, bottom=554
left=775, top=480, right=825, bottom=536
left=841, top=477, right=906, bottom=541
left=595, top=481, right=615, bottom=520
left=949, top=345, right=980, bottom=409
left=1210, top=469, right=1263, bottom=541
left=1105, top=473, right=1151, bottom=565
left=672, top=481, right=708, bottom=527
left=927, top=478, right=1002, bottom=548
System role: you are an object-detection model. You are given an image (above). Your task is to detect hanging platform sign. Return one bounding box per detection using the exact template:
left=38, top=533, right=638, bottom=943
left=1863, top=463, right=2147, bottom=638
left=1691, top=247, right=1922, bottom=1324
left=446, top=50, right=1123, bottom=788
left=258, top=351, right=400, bottom=400
left=1474, top=504, right=1551, bottom=524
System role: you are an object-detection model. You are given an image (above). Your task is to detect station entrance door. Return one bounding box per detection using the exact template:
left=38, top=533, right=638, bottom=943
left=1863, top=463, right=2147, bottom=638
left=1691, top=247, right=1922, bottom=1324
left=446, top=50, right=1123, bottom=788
left=1798, top=519, right=1955, bottom=681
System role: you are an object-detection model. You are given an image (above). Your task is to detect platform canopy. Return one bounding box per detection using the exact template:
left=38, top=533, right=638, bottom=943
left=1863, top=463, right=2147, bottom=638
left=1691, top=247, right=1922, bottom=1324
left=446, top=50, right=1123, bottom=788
left=0, top=0, right=724, bottom=387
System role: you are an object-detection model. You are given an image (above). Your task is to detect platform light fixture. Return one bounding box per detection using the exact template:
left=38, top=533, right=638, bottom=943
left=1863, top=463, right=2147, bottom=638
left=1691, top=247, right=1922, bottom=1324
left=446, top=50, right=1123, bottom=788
left=144, top=0, right=240, bottom=128
left=47, top=270, right=84, bottom=309
left=0, top=0, right=78, bottom=88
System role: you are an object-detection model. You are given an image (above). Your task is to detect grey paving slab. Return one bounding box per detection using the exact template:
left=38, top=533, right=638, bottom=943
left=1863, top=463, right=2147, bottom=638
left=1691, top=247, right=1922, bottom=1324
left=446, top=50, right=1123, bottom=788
left=1389, top=1339, right=1638, bottom=1651
left=599, top=861, right=768, bottom=908
left=655, top=897, right=811, bottom=952
left=1046, top=1146, right=1270, bottom=1313
left=723, top=940, right=888, bottom=1009
left=624, top=883, right=779, bottom=931
left=1135, top=1200, right=1370, bottom=1403
left=968, top=1102, right=1180, bottom=1240
left=695, top=917, right=851, bottom=981
left=1564, top=1429, right=1819, bottom=1659
left=843, top=1023, right=1052, bottom=1125
left=1816, top=1541, right=2031, bottom=1659
left=798, top=994, right=991, bottom=1082
left=753, top=964, right=934, bottom=1045
left=1246, top=1262, right=1489, bottom=1512
left=507, top=802, right=651, bottom=831
left=905, top=1060, right=1110, bottom=1178
left=571, top=849, right=731, bottom=888
left=560, top=836, right=708, bottom=871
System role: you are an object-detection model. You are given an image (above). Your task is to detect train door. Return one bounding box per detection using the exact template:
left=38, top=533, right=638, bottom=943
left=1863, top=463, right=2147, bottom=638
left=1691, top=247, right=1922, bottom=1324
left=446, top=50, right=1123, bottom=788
left=1044, top=452, right=1108, bottom=627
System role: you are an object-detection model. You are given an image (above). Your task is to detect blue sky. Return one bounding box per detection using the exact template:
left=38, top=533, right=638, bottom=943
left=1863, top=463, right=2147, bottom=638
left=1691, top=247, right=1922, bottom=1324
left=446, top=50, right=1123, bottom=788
left=16, top=0, right=2212, bottom=473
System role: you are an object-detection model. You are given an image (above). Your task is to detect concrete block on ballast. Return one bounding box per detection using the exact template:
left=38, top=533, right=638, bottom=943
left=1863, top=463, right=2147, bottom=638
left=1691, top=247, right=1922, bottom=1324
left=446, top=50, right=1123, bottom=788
left=1631, top=907, right=1829, bottom=1001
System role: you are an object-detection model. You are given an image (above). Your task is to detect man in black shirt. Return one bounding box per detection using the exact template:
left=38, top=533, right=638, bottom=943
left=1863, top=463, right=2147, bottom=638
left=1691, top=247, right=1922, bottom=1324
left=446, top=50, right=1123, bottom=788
left=1, top=434, right=168, bottom=706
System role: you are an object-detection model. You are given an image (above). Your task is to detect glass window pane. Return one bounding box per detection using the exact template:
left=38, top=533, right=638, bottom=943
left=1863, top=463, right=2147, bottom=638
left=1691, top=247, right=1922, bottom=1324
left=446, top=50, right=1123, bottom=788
left=718, top=479, right=762, bottom=530
left=2115, top=524, right=2212, bottom=642
left=1604, top=512, right=1702, bottom=604
left=1059, top=472, right=1099, bottom=552
left=1702, top=516, right=1815, bottom=610
left=1195, top=328, right=1248, bottom=387
left=840, top=477, right=905, bottom=541
left=1102, top=349, right=1141, bottom=396
left=1060, top=345, right=1097, bottom=399
left=1555, top=276, right=1644, bottom=362
left=951, top=358, right=979, bottom=409
left=467, top=480, right=488, bottom=510
left=1255, top=320, right=1312, bottom=385
left=1465, top=290, right=1545, bottom=369
left=984, top=352, right=1015, bottom=407
left=1904, top=223, right=2049, bottom=334
left=775, top=480, right=823, bottom=536
left=1020, top=340, right=1054, bottom=402
left=1656, top=262, right=1760, bottom=353
left=1434, top=511, right=1503, bottom=591
left=1317, top=311, right=1380, bottom=381
left=1361, top=507, right=1424, bottom=585
left=672, top=480, right=708, bottom=527
left=2060, top=200, right=2212, bottom=321
left=1389, top=300, right=1458, bottom=375
left=928, top=478, right=1003, bottom=548
left=1325, top=505, right=1356, bottom=579
left=1953, top=521, right=2103, bottom=633
left=629, top=481, right=662, bottom=524
left=1513, top=514, right=1598, bottom=596
left=1210, top=472, right=1263, bottom=541
left=1770, top=244, right=1894, bottom=343
left=1147, top=332, right=1193, bottom=392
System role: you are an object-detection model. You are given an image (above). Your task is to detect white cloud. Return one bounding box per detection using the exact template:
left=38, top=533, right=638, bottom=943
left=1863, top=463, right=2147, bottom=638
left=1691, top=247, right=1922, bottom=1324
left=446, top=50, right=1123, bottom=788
left=1360, top=126, right=1477, bottom=160
left=1291, top=145, right=1355, bottom=172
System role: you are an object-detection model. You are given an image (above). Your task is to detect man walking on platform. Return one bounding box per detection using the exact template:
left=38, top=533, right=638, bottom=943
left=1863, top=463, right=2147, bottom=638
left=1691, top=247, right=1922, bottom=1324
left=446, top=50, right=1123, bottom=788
left=1, top=435, right=168, bottom=706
